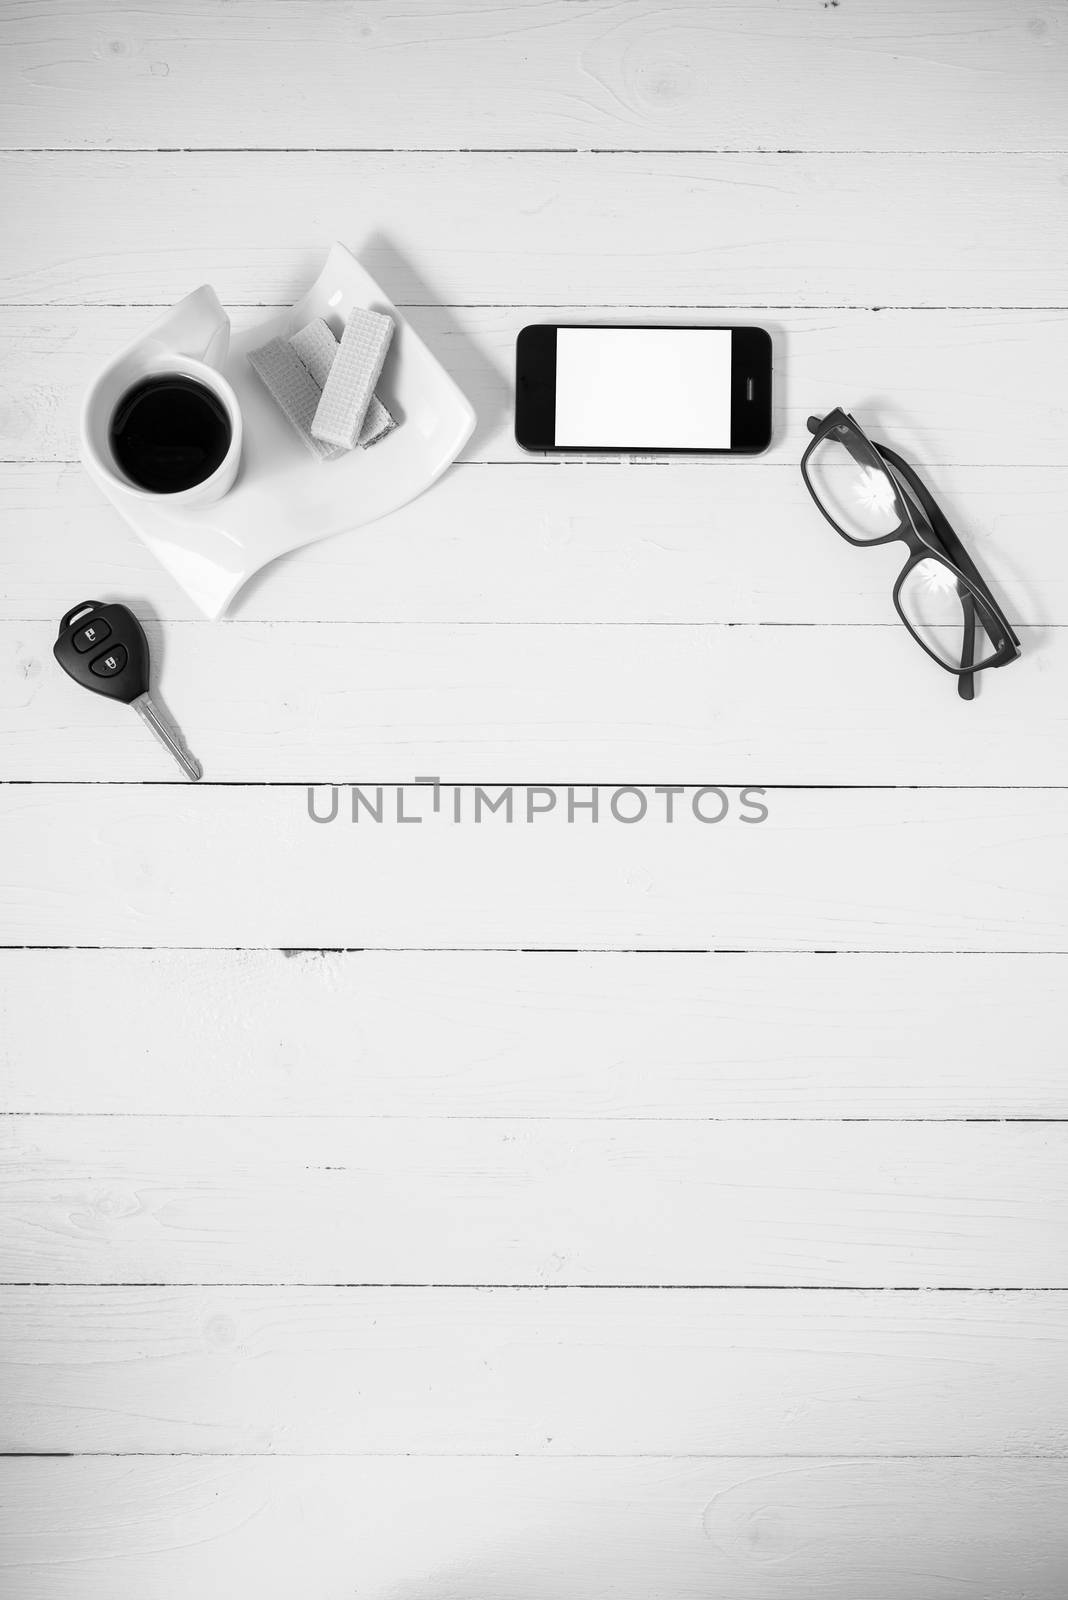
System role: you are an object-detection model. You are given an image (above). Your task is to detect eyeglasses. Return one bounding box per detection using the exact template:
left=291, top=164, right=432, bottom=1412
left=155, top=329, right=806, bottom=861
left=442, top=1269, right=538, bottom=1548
left=801, top=409, right=1020, bottom=700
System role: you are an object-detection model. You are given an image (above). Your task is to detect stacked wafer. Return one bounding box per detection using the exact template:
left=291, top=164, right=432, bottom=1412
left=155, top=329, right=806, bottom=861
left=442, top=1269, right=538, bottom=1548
left=248, top=309, right=395, bottom=461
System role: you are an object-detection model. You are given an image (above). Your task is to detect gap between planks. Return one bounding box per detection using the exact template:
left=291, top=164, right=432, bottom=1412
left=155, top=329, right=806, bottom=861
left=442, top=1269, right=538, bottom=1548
left=0, top=1452, right=1061, bottom=1459
left=6, top=149, right=1064, bottom=156
left=4, top=1114, right=1066, bottom=1123
left=5, top=1284, right=1068, bottom=1293
left=4, top=945, right=1068, bottom=953
left=4, top=303, right=1064, bottom=312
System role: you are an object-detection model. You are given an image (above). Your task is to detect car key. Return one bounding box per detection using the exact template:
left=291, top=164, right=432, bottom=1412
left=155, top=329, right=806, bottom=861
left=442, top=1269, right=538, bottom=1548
left=54, top=601, right=202, bottom=782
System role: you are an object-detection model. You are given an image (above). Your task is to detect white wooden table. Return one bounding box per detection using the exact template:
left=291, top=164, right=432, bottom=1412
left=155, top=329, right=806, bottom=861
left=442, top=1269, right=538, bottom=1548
left=2, top=3, right=1068, bottom=1595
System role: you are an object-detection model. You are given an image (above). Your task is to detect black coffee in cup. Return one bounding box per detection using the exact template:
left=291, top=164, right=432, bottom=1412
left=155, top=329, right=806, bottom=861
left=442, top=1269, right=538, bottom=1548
left=109, top=374, right=232, bottom=493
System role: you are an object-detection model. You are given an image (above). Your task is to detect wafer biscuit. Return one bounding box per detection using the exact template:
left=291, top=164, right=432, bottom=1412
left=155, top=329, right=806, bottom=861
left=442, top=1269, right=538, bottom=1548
left=289, top=318, right=337, bottom=389
left=312, top=306, right=394, bottom=449
left=290, top=318, right=396, bottom=447
left=248, top=337, right=342, bottom=460
left=357, top=394, right=396, bottom=448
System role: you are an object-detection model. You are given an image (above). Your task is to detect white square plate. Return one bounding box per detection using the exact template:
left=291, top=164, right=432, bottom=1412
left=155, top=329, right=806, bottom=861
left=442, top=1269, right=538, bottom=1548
left=82, top=243, right=476, bottom=617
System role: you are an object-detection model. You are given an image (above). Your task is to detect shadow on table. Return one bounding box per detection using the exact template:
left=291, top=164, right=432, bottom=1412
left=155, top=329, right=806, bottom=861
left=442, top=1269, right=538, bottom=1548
left=363, top=231, right=509, bottom=461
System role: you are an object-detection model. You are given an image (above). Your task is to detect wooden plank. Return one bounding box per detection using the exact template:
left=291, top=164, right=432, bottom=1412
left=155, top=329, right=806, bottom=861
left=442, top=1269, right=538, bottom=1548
left=5, top=305, right=1067, bottom=468
left=4, top=948, right=1066, bottom=1119
left=2, top=461, right=1067, bottom=627
left=4, top=1286, right=1068, bottom=1456
left=3, top=1456, right=1068, bottom=1599
left=4, top=1, right=1066, bottom=154
left=1, top=154, right=1065, bottom=307
left=2, top=618, right=1059, bottom=784
left=2, top=786, right=1066, bottom=951
left=2, top=1116, right=1066, bottom=1286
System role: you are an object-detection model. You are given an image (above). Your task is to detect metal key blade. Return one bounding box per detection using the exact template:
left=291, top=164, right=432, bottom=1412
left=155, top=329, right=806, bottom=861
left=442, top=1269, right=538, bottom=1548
left=131, top=692, right=202, bottom=782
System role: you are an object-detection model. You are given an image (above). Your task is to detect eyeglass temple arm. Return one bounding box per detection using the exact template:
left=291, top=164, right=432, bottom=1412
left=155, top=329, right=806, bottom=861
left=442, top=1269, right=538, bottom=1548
left=958, top=593, right=976, bottom=701
left=875, top=443, right=1018, bottom=648
left=885, top=465, right=979, bottom=698
left=882, top=453, right=981, bottom=698
left=876, top=445, right=980, bottom=581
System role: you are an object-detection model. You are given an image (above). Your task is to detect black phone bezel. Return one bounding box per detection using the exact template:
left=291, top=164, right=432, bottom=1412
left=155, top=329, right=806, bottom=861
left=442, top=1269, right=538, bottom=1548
left=514, top=323, right=772, bottom=455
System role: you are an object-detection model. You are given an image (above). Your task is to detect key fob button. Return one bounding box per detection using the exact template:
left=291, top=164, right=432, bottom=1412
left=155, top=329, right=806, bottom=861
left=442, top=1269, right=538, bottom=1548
left=90, top=645, right=128, bottom=677
left=73, top=619, right=111, bottom=653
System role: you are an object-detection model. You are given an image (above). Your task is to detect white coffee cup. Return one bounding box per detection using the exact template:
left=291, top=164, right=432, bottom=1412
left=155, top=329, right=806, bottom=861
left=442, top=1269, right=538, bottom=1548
left=81, top=286, right=243, bottom=507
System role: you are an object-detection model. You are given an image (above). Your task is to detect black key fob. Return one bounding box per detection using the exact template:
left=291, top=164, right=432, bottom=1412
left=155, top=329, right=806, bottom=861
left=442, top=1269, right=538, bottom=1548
left=53, top=601, right=149, bottom=704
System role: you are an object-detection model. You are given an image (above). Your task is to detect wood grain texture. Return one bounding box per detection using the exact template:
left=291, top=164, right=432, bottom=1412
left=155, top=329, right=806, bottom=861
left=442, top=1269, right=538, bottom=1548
left=4, top=1456, right=1068, bottom=1600
left=2, top=154, right=1066, bottom=307
left=6, top=306, right=1068, bottom=469
left=2, top=1116, right=1066, bottom=1287
left=2, top=461, right=1066, bottom=626
left=4, top=1286, right=1067, bottom=1456
left=1, top=618, right=1056, bottom=784
left=5, top=1, right=1066, bottom=154
left=3, top=786, right=1067, bottom=950
left=4, top=948, right=1066, bottom=1118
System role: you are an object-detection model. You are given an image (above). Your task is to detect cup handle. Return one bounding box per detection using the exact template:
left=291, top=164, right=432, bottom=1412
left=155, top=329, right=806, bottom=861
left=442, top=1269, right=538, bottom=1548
left=147, top=284, right=231, bottom=368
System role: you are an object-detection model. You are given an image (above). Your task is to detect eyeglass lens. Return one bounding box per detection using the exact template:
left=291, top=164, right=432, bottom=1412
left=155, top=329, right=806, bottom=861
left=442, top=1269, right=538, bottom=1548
left=805, top=425, right=904, bottom=543
left=897, top=557, right=1000, bottom=672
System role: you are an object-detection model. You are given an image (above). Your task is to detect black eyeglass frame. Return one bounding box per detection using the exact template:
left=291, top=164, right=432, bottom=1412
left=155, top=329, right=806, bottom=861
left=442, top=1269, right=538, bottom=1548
left=801, top=409, right=1020, bottom=699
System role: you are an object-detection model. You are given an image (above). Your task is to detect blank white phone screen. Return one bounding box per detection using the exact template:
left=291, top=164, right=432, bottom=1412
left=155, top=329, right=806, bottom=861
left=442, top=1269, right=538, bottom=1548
left=554, top=327, right=732, bottom=448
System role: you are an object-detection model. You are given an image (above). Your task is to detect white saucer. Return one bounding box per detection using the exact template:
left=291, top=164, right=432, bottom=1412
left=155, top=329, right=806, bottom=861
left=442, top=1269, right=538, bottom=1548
left=82, top=244, right=476, bottom=618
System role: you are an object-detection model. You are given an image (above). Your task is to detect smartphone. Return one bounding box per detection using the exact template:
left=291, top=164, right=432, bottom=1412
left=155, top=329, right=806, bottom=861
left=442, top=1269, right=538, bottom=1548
left=515, top=323, right=772, bottom=455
